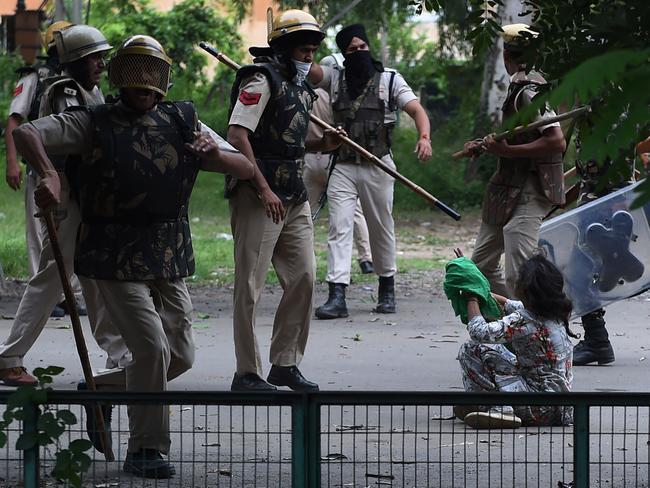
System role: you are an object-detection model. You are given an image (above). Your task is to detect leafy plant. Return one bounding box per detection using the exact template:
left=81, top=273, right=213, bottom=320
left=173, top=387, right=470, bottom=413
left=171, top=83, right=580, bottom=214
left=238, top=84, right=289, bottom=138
left=410, top=0, right=650, bottom=203
left=0, top=366, right=92, bottom=487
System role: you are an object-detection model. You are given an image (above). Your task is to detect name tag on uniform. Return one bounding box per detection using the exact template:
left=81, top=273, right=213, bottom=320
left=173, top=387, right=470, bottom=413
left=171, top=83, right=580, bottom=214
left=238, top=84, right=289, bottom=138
left=64, top=87, right=77, bottom=96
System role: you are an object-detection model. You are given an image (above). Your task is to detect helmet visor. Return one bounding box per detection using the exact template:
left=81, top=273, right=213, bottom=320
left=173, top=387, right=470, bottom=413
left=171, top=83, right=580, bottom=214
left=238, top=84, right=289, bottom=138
left=109, top=53, right=171, bottom=96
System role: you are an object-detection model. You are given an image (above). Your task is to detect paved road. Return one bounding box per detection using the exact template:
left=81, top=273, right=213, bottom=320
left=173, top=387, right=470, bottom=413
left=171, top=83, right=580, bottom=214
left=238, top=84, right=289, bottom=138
left=0, top=275, right=648, bottom=487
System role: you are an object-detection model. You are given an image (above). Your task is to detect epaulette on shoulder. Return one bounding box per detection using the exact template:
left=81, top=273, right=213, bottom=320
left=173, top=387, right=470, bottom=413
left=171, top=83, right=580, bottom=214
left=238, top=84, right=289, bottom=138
left=49, top=77, right=81, bottom=98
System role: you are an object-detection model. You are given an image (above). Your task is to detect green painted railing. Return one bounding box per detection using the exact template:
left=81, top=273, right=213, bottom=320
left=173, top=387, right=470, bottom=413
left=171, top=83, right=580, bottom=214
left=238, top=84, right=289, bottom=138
left=2, top=390, right=649, bottom=488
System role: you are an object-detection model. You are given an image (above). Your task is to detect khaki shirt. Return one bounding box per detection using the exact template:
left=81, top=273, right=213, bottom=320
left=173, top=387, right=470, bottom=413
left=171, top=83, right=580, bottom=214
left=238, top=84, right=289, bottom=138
left=39, top=72, right=104, bottom=118
left=316, top=65, right=418, bottom=125
left=228, top=72, right=272, bottom=132
left=8, top=72, right=39, bottom=119
left=31, top=102, right=236, bottom=164
left=306, top=88, right=333, bottom=142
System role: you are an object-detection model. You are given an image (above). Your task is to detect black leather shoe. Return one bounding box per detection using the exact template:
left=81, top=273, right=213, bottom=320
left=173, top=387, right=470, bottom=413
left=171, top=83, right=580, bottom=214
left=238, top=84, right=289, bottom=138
left=123, top=449, right=175, bottom=479
left=315, top=282, right=348, bottom=319
left=61, top=300, right=88, bottom=317
left=51, top=303, right=65, bottom=318
left=267, top=366, right=319, bottom=392
left=374, top=276, right=396, bottom=314
left=358, top=260, right=374, bottom=274
left=573, top=340, right=615, bottom=365
left=77, top=380, right=113, bottom=453
left=230, top=373, right=277, bottom=392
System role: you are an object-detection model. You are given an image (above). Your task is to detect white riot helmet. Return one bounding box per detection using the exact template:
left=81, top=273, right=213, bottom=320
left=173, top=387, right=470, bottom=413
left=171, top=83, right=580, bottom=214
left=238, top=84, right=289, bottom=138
left=55, top=25, right=112, bottom=64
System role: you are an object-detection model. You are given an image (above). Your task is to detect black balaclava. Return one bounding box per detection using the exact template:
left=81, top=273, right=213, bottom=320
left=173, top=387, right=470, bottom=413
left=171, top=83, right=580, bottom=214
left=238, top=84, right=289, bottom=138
left=336, top=24, right=382, bottom=99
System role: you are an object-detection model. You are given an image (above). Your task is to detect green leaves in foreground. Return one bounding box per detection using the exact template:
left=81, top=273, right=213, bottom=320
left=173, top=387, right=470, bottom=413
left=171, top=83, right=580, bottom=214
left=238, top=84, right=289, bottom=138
left=0, top=366, right=93, bottom=487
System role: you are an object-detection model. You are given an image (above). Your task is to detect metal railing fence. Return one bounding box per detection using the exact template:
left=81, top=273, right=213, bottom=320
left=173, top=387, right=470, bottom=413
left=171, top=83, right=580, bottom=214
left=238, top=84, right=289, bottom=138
left=0, top=390, right=648, bottom=488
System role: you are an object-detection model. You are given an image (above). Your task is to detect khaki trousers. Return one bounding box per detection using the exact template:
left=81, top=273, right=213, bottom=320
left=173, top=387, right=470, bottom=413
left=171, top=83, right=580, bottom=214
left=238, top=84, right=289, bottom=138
left=24, top=172, right=82, bottom=297
left=0, top=176, right=130, bottom=371
left=230, top=184, right=315, bottom=377
left=24, top=173, right=44, bottom=279
left=326, top=157, right=397, bottom=285
left=303, top=153, right=372, bottom=263
left=87, top=277, right=195, bottom=454
left=471, top=175, right=552, bottom=296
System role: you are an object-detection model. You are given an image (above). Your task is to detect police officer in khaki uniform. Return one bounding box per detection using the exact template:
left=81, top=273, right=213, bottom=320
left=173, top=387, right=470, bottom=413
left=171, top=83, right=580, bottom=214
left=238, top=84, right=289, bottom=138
left=13, top=35, right=254, bottom=478
left=464, top=24, right=566, bottom=297
left=4, top=20, right=79, bottom=317
left=309, top=24, right=432, bottom=319
left=571, top=117, right=636, bottom=366
left=227, top=10, right=341, bottom=392
left=0, top=25, right=122, bottom=388
left=304, top=68, right=374, bottom=275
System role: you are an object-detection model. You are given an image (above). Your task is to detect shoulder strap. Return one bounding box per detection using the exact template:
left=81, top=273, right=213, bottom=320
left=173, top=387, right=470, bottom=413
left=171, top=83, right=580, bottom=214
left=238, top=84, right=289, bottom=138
left=159, top=101, right=196, bottom=144
left=387, top=70, right=397, bottom=112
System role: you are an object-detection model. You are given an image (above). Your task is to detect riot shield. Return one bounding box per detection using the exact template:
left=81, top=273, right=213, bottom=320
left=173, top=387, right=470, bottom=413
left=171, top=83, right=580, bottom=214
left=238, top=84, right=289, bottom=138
left=539, top=180, right=650, bottom=317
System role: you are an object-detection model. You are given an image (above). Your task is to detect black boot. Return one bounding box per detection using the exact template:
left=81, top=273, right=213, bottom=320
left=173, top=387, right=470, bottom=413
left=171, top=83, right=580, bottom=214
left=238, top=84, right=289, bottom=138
left=375, top=276, right=396, bottom=314
left=315, top=283, right=348, bottom=319
left=573, top=310, right=615, bottom=365
left=358, top=260, right=374, bottom=274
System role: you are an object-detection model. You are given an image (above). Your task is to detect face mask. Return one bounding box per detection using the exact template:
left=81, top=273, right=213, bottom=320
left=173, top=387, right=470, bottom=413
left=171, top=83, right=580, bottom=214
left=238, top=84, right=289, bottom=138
left=344, top=50, right=375, bottom=78
left=292, top=59, right=312, bottom=84
left=343, top=50, right=376, bottom=99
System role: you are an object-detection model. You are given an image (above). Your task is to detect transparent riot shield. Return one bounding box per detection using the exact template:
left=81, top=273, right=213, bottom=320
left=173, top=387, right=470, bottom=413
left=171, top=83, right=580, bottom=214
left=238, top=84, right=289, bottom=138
left=539, top=180, right=650, bottom=318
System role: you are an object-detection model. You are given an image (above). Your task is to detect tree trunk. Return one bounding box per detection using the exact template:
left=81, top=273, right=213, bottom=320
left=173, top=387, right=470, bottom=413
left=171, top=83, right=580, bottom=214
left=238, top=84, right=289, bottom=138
left=479, top=0, right=532, bottom=125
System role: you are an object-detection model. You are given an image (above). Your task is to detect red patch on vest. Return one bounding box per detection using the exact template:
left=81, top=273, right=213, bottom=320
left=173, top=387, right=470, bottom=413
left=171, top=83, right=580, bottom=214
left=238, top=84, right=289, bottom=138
left=239, top=90, right=261, bottom=106
left=13, top=84, right=23, bottom=97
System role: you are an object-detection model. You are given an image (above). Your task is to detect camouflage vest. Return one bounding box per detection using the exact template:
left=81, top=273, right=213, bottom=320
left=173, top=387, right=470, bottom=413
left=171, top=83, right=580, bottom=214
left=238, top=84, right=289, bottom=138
left=228, top=60, right=315, bottom=204
left=74, top=100, right=201, bottom=281
left=482, top=71, right=564, bottom=226
left=332, top=70, right=393, bottom=163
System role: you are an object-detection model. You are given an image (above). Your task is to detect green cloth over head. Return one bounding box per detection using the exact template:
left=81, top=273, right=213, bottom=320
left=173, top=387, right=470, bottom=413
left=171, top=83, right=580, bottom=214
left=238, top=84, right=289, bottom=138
left=443, top=257, right=503, bottom=325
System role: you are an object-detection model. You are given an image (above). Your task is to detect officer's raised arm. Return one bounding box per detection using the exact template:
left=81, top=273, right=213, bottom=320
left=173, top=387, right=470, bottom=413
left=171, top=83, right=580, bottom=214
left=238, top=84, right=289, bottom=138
left=187, top=123, right=254, bottom=179
left=12, top=124, right=60, bottom=210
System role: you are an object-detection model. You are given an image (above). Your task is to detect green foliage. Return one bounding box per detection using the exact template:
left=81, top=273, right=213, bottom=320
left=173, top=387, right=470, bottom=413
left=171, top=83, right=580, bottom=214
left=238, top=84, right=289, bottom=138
left=89, top=0, right=244, bottom=133
left=91, top=0, right=242, bottom=86
left=414, top=0, right=650, bottom=203
left=0, top=366, right=91, bottom=487
left=0, top=53, right=23, bottom=127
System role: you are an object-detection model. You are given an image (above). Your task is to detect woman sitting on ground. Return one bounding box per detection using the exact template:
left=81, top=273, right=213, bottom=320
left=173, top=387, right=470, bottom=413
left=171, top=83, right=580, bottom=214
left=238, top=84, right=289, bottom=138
left=455, top=251, right=576, bottom=429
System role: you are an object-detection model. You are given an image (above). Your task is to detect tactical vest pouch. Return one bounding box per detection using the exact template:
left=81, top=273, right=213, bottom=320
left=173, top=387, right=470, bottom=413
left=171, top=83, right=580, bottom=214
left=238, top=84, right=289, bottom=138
left=536, top=162, right=565, bottom=206
left=333, top=72, right=391, bottom=164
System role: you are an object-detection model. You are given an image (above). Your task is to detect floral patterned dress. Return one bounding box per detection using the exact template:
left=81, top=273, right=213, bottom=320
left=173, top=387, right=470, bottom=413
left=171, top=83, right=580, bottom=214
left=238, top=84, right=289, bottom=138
left=457, top=300, right=574, bottom=426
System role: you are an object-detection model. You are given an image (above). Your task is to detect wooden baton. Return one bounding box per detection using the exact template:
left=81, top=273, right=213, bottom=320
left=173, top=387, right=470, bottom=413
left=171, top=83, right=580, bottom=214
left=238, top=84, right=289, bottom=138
left=452, top=106, right=591, bottom=160
left=199, top=42, right=461, bottom=221
left=42, top=212, right=114, bottom=462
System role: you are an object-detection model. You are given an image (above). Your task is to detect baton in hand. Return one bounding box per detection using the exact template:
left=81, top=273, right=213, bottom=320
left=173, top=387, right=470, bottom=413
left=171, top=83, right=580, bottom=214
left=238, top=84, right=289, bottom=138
left=42, top=212, right=114, bottom=461
left=199, top=42, right=461, bottom=222
left=452, top=106, right=591, bottom=160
